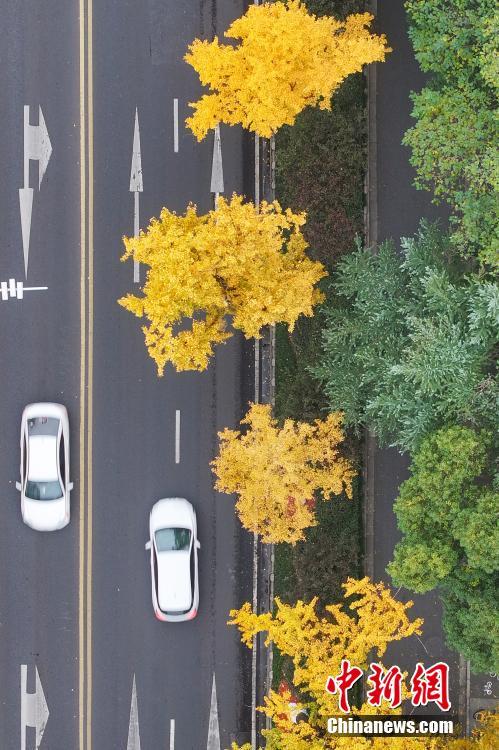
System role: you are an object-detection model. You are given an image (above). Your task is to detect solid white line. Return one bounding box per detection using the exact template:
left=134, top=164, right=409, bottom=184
left=173, top=99, right=179, bottom=152
left=175, top=410, right=181, bottom=464
left=170, top=719, right=175, bottom=750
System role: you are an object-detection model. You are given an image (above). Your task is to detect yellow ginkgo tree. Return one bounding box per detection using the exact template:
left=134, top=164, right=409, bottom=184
left=229, top=577, right=423, bottom=746
left=228, top=580, right=498, bottom=749
left=185, top=0, right=391, bottom=140
left=212, top=403, right=355, bottom=543
left=118, top=195, right=325, bottom=374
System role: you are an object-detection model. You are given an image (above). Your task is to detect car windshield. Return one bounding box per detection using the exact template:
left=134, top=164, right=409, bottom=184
left=25, top=480, right=63, bottom=501
left=155, top=528, right=191, bottom=552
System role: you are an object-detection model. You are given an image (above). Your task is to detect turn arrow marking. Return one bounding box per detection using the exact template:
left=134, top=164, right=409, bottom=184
left=129, top=108, right=143, bottom=284
left=127, top=674, right=141, bottom=750
left=20, top=664, right=50, bottom=750
left=19, top=105, right=53, bottom=278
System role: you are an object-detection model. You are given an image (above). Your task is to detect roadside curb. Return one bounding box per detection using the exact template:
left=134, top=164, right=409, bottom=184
left=252, top=131, right=276, bottom=748
left=363, top=0, right=377, bottom=587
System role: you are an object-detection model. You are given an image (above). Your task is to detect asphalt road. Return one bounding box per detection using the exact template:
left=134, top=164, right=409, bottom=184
left=372, top=0, right=460, bottom=716
left=0, top=1, right=254, bottom=749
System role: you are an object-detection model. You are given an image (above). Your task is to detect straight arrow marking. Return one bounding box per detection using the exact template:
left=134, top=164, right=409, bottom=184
left=130, top=108, right=143, bottom=284
left=127, top=674, right=141, bottom=750
left=19, top=188, right=34, bottom=278
left=20, top=664, right=50, bottom=750
left=207, top=673, right=221, bottom=750
left=210, top=125, right=224, bottom=202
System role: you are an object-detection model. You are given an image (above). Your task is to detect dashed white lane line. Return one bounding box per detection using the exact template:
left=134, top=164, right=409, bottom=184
left=170, top=718, right=175, bottom=749
left=175, top=410, right=181, bottom=464
left=207, top=674, right=221, bottom=750
left=173, top=99, right=179, bottom=153
left=127, top=674, right=141, bottom=750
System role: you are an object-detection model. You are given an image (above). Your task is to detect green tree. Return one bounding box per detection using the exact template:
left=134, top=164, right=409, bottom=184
left=387, top=425, right=499, bottom=672
left=403, top=0, right=499, bottom=267
left=314, top=222, right=499, bottom=453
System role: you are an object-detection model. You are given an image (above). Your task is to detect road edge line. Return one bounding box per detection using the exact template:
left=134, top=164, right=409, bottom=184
left=78, top=0, right=87, bottom=747
left=86, top=0, right=94, bottom=745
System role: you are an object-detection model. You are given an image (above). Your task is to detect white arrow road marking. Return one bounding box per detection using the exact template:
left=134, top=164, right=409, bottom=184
left=19, top=105, right=53, bottom=278
left=127, top=674, right=141, bottom=750
left=173, top=99, right=179, bottom=153
left=20, top=665, right=49, bottom=750
left=210, top=125, right=224, bottom=205
left=170, top=718, right=175, bottom=749
left=129, top=109, right=143, bottom=284
left=24, top=106, right=53, bottom=189
left=19, top=188, right=34, bottom=276
left=175, top=410, right=181, bottom=464
left=207, top=674, right=221, bottom=750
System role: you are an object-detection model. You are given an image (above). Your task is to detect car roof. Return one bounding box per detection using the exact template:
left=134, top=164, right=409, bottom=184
left=27, top=435, right=59, bottom=482
left=156, top=550, right=192, bottom=613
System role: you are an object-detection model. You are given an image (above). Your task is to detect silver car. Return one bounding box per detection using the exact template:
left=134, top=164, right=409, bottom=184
left=145, top=498, right=200, bottom=622
left=16, top=403, right=73, bottom=531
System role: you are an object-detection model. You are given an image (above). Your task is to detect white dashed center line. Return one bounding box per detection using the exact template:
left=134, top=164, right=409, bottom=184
left=175, top=410, right=181, bottom=464
left=173, top=99, right=179, bottom=153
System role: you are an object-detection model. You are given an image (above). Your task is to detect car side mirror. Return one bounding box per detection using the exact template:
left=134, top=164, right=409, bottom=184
left=196, top=540, right=201, bottom=549
left=145, top=541, right=151, bottom=551
left=68, top=482, right=74, bottom=491
left=15, top=481, right=21, bottom=491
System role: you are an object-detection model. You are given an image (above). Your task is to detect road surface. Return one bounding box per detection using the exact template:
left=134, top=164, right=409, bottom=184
left=0, top=2, right=254, bottom=748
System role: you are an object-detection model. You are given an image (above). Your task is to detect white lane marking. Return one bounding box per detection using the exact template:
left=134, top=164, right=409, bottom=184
left=0, top=279, right=48, bottom=301
left=207, top=674, right=221, bottom=750
left=175, top=410, right=181, bottom=464
left=173, top=99, right=179, bottom=153
left=20, top=664, right=50, bottom=750
left=24, top=105, right=53, bottom=188
left=169, top=719, right=175, bottom=749
left=210, top=124, right=224, bottom=204
left=19, top=105, right=53, bottom=278
left=127, top=674, right=141, bottom=750
left=19, top=188, right=33, bottom=277
left=129, top=108, right=143, bottom=284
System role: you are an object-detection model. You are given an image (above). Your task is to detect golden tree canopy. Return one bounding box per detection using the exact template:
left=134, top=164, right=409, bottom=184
left=229, top=578, right=422, bottom=720
left=185, top=1, right=391, bottom=140
left=212, top=404, right=355, bottom=543
left=118, top=195, right=325, bottom=374
left=229, top=580, right=498, bottom=749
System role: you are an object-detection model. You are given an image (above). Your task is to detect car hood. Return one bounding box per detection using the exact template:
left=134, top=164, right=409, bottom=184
left=157, top=550, right=192, bottom=613
left=22, top=496, right=68, bottom=531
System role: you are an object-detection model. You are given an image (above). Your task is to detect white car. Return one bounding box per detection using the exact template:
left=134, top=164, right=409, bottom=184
left=145, top=498, right=200, bottom=622
left=16, top=403, right=73, bottom=531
